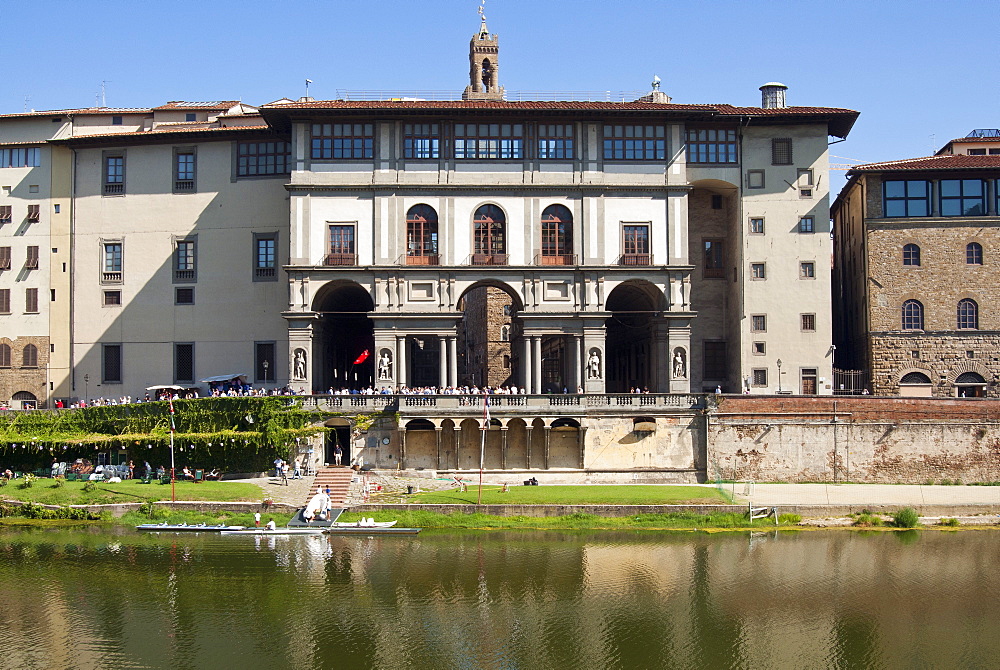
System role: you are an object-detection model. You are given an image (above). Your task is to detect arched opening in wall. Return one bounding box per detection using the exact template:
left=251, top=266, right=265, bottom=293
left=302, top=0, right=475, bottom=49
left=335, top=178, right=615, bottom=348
left=549, top=418, right=581, bottom=468
left=324, top=417, right=352, bottom=466
left=898, top=371, right=932, bottom=398
left=404, top=419, right=437, bottom=470
left=313, top=281, right=374, bottom=392
left=633, top=416, right=657, bottom=433
left=481, top=59, right=494, bottom=91
left=955, top=372, right=987, bottom=398
left=605, top=280, right=666, bottom=393
left=12, top=391, right=37, bottom=410
left=457, top=281, right=523, bottom=389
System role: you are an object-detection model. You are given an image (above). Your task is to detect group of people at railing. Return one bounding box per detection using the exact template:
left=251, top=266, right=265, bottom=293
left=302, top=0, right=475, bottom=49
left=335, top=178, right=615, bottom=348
left=323, top=385, right=532, bottom=396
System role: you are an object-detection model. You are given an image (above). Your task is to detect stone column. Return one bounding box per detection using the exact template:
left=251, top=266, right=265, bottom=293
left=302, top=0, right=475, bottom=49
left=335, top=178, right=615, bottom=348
left=522, top=337, right=532, bottom=391
left=435, top=426, right=443, bottom=470
left=448, top=336, right=458, bottom=388
left=374, top=329, right=398, bottom=389
left=578, top=426, right=587, bottom=469
left=500, top=427, right=508, bottom=469
left=669, top=323, right=693, bottom=394
left=525, top=425, right=533, bottom=469
left=572, top=334, right=583, bottom=391
left=396, top=335, right=407, bottom=389
left=438, top=336, right=448, bottom=390
left=582, top=326, right=606, bottom=394
left=532, top=336, right=542, bottom=394
left=543, top=425, right=551, bottom=469
left=652, top=319, right=670, bottom=393
left=286, top=314, right=316, bottom=393
left=400, top=429, right=407, bottom=469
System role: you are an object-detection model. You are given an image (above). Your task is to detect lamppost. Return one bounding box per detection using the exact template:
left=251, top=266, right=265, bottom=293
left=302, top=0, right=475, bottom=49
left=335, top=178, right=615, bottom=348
left=84, top=374, right=89, bottom=403
left=776, top=359, right=783, bottom=393
left=263, top=359, right=269, bottom=385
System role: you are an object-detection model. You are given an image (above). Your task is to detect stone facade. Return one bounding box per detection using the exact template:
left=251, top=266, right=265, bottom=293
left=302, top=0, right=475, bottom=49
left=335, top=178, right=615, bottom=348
left=0, top=335, right=49, bottom=408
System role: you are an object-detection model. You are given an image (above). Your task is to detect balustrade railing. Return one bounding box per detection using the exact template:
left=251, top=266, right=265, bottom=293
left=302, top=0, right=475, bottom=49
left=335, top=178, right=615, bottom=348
left=308, top=393, right=702, bottom=412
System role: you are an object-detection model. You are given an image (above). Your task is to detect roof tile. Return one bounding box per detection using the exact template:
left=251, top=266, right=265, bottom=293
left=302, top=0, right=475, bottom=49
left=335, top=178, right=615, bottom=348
left=850, top=154, right=1000, bottom=172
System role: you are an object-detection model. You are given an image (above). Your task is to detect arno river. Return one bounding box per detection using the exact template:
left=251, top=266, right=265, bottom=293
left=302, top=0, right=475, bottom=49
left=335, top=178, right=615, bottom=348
left=1, top=527, right=998, bottom=669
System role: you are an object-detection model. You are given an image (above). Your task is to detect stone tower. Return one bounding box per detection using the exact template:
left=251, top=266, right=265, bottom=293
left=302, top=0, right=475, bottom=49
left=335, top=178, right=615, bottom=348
left=462, top=10, right=504, bottom=101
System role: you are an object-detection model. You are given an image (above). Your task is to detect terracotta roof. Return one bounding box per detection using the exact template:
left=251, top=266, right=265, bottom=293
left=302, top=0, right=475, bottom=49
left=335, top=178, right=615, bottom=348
left=51, top=125, right=273, bottom=145
left=946, top=136, right=1000, bottom=144
left=0, top=107, right=151, bottom=119
left=152, top=101, right=240, bottom=111
left=849, top=154, right=1000, bottom=173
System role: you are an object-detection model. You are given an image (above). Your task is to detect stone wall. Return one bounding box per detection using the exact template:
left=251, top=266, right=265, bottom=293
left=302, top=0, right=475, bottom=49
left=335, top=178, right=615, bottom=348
left=0, top=335, right=50, bottom=409
left=871, top=333, right=1000, bottom=397
left=708, top=395, right=1000, bottom=483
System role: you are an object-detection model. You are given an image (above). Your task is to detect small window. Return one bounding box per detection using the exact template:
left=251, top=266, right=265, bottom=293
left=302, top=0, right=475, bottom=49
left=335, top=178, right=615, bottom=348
left=326, top=225, right=357, bottom=265
left=903, top=243, right=921, bottom=266
left=0, top=246, right=9, bottom=270
left=968, top=148, right=987, bottom=156
left=27, top=205, right=40, bottom=222
left=711, top=194, right=723, bottom=210
left=798, top=216, right=814, bottom=233
left=502, top=304, right=512, bottom=316
left=26, top=246, right=39, bottom=270
left=0, top=206, right=11, bottom=224
left=174, top=149, right=196, bottom=193
left=103, top=152, right=125, bottom=195
left=25, top=288, right=38, bottom=313
left=174, top=343, right=195, bottom=383
left=255, top=341, right=276, bottom=383
left=103, top=290, right=121, bottom=306
left=111, top=115, right=123, bottom=125
left=703, top=341, right=727, bottom=380
left=750, top=262, right=766, bottom=280
left=902, top=300, right=924, bottom=330
left=967, top=350, right=975, bottom=359
left=801, top=314, right=816, bottom=332
left=751, top=315, right=767, bottom=332
left=958, top=298, right=978, bottom=330
left=749, top=218, right=765, bottom=235
left=771, top=138, right=792, bottom=165
left=254, top=233, right=278, bottom=280
left=967, top=242, right=983, bottom=265
left=752, top=368, right=768, bottom=387
left=752, top=341, right=766, bottom=355
left=704, top=239, right=725, bottom=278
left=103, top=344, right=122, bottom=383
left=0, top=288, right=10, bottom=313
left=22, top=344, right=38, bottom=367
left=503, top=354, right=511, bottom=369
left=746, top=170, right=765, bottom=189
left=0, top=343, right=9, bottom=367
left=185, top=113, right=197, bottom=122
left=901, top=371, right=932, bottom=384
left=800, top=261, right=815, bottom=279
left=173, top=238, right=196, bottom=282
left=175, top=287, right=195, bottom=305
left=102, top=241, right=123, bottom=283
left=500, top=326, right=510, bottom=342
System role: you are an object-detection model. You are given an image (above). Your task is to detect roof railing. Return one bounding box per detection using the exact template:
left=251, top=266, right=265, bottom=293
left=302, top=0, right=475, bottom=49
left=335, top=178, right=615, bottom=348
left=333, top=90, right=648, bottom=103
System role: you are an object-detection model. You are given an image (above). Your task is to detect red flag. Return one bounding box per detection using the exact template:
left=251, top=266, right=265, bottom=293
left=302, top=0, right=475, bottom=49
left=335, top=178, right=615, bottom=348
left=353, top=350, right=370, bottom=365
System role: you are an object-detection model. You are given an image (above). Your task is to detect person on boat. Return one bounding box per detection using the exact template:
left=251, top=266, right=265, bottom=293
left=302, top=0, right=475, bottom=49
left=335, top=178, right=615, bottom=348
left=265, top=518, right=276, bottom=530
left=254, top=512, right=261, bottom=527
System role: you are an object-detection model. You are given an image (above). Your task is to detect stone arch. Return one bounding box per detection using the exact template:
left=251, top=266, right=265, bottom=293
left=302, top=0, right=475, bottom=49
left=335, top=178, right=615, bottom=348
left=403, top=419, right=437, bottom=469
left=605, top=279, right=667, bottom=392
left=505, top=417, right=528, bottom=469
left=312, top=280, right=375, bottom=391
left=549, top=418, right=581, bottom=468
left=456, top=279, right=524, bottom=388
left=946, top=361, right=992, bottom=385
left=12, top=391, right=36, bottom=409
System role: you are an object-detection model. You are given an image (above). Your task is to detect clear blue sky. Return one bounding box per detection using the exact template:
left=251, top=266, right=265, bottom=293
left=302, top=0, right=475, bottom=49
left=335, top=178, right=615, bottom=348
left=4, top=0, right=998, bottom=187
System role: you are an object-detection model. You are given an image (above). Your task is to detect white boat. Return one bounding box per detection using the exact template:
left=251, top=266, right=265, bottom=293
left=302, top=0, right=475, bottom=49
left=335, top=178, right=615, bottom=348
left=331, top=518, right=398, bottom=528
left=137, top=523, right=245, bottom=532
left=220, top=528, right=324, bottom=536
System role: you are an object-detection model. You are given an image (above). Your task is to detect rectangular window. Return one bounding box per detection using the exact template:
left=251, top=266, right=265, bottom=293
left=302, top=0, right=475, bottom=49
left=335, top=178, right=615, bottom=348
left=175, top=287, right=195, bottom=305
left=174, top=343, right=194, bottom=383
left=0, top=289, right=9, bottom=313
left=750, top=262, right=766, bottom=279
left=801, top=313, right=816, bottom=331
left=0, top=246, right=10, bottom=270
left=326, top=225, right=356, bottom=265
left=237, top=140, right=291, bottom=176
left=537, top=124, right=574, bottom=159
left=311, top=123, right=374, bottom=160
left=621, top=224, right=650, bottom=265
left=968, top=148, right=987, bottom=155
left=751, top=314, right=767, bottom=332
left=27, top=205, right=40, bottom=222
left=25, top=246, right=39, bottom=270
left=703, top=341, right=727, bottom=380
left=752, top=341, right=766, bottom=355
left=185, top=113, right=197, bottom=122
left=704, top=239, right=725, bottom=278
left=940, top=179, right=986, bottom=216
left=25, top=287, right=38, bottom=313
left=686, top=127, right=737, bottom=163
left=103, top=242, right=123, bottom=283
left=798, top=216, right=815, bottom=233
left=771, top=138, right=792, bottom=165
left=255, top=341, right=276, bottom=383
left=455, top=123, right=524, bottom=159
left=749, top=217, right=765, bottom=234
left=102, top=344, right=122, bottom=383
left=174, top=239, right=196, bottom=282
left=883, top=180, right=931, bottom=217
left=103, top=290, right=121, bottom=306
left=0, top=147, right=41, bottom=168
left=403, top=124, right=440, bottom=159
left=604, top=125, right=666, bottom=161
left=174, top=149, right=196, bottom=192
left=103, top=153, right=125, bottom=195
left=112, top=115, right=123, bottom=125
left=0, top=206, right=10, bottom=223
left=746, top=170, right=765, bottom=188
left=254, top=233, right=278, bottom=280
left=752, top=368, right=768, bottom=387
left=800, top=261, right=815, bottom=279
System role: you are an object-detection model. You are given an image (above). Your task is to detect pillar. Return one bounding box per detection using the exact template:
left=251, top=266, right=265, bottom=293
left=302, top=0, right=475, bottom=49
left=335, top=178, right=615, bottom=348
left=652, top=320, right=670, bottom=393
left=439, top=336, right=448, bottom=390
left=525, top=425, right=533, bottom=469
left=582, top=326, right=606, bottom=394
left=286, top=314, right=315, bottom=393
left=532, top=336, right=542, bottom=394
left=543, top=425, right=551, bottom=469
left=500, top=427, right=508, bottom=469
left=400, top=429, right=407, bottom=469
left=448, top=336, right=458, bottom=388
left=578, top=426, right=587, bottom=469
left=572, top=334, right=583, bottom=391
left=668, top=323, right=692, bottom=394
left=522, top=337, right=532, bottom=391
left=397, top=335, right=407, bottom=389
left=435, top=426, right=443, bottom=470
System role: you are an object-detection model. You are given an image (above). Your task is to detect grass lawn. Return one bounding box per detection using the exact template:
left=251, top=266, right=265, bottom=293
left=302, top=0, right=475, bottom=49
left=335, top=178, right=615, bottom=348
left=407, top=484, right=729, bottom=506
left=0, top=479, right=264, bottom=506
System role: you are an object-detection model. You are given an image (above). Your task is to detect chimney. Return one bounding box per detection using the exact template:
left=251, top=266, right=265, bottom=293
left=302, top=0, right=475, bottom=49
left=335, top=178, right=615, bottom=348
left=759, top=82, right=788, bottom=109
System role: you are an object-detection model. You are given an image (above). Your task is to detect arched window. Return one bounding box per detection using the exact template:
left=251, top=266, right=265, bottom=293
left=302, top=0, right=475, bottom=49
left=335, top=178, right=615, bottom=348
left=22, top=344, right=38, bottom=367
left=540, top=204, right=574, bottom=265
left=902, top=300, right=924, bottom=330
left=900, top=372, right=931, bottom=384
left=956, top=372, right=986, bottom=384
left=473, top=204, right=506, bottom=264
left=967, top=242, right=983, bottom=265
left=406, top=204, right=439, bottom=264
left=500, top=326, right=510, bottom=342
left=0, top=343, right=10, bottom=367
left=903, top=243, right=921, bottom=266
left=958, top=299, right=979, bottom=329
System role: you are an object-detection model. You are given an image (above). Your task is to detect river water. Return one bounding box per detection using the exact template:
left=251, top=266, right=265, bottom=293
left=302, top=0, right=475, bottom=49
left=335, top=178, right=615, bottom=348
left=1, top=526, right=997, bottom=669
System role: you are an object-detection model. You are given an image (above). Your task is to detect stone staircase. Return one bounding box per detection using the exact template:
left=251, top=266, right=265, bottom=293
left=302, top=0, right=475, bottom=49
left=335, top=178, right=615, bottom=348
left=307, top=466, right=355, bottom=507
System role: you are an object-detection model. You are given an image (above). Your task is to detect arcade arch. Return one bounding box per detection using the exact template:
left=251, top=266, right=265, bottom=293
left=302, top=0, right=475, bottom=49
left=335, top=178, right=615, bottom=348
left=605, top=280, right=667, bottom=393
left=313, top=281, right=374, bottom=391
left=457, top=280, right=523, bottom=389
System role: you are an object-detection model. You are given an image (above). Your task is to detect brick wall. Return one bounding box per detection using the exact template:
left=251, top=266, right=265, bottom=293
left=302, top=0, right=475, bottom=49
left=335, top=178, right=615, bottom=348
left=0, top=335, right=50, bottom=408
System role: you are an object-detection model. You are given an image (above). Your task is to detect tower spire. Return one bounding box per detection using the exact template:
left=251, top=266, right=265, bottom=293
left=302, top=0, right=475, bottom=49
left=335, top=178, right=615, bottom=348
left=463, top=0, right=505, bottom=101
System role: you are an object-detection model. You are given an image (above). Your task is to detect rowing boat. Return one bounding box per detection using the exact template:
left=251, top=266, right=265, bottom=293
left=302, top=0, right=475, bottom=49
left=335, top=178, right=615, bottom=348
left=220, top=528, right=324, bottom=536
left=331, top=519, right=398, bottom=528
left=137, top=523, right=246, bottom=532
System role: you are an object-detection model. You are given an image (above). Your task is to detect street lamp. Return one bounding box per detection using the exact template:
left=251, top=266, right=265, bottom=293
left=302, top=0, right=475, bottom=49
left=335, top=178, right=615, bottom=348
left=776, top=359, right=783, bottom=393
left=84, top=374, right=89, bottom=403
left=263, top=359, right=269, bottom=385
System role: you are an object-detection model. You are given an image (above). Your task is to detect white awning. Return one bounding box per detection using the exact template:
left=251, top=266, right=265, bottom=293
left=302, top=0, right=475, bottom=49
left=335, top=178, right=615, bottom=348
left=198, top=374, right=247, bottom=383
left=145, top=384, right=187, bottom=391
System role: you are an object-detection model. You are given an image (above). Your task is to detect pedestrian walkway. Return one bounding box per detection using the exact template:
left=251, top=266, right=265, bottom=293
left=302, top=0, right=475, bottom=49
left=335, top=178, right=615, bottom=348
left=727, top=483, right=1000, bottom=507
